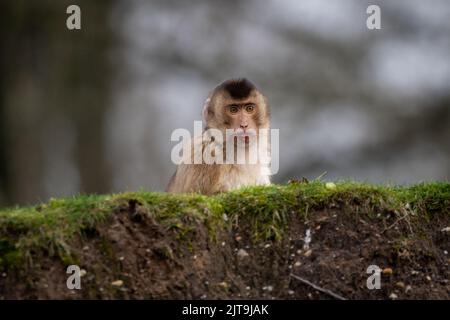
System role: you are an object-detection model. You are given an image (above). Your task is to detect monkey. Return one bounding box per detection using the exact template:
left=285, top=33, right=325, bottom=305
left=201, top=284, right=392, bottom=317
left=166, top=78, right=271, bottom=195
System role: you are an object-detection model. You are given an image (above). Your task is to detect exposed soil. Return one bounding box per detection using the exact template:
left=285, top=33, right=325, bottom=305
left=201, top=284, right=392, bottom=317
left=1, top=200, right=449, bottom=299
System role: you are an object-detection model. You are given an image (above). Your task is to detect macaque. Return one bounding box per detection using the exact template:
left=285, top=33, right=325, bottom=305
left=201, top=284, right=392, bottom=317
left=166, top=78, right=271, bottom=195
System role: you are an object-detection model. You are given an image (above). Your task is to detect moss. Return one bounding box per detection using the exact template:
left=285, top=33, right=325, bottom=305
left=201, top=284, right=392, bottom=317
left=0, top=241, right=24, bottom=267
left=0, top=194, right=112, bottom=269
left=0, top=181, right=448, bottom=270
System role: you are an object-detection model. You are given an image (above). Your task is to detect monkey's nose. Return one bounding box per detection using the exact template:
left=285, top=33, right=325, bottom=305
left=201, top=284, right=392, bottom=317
left=240, top=123, right=248, bottom=131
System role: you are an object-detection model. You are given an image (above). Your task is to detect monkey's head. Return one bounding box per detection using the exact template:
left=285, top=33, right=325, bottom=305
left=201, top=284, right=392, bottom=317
left=202, top=78, right=270, bottom=144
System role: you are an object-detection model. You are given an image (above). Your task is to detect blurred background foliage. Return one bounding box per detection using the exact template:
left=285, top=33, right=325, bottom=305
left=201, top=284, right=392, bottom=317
left=0, top=0, right=449, bottom=206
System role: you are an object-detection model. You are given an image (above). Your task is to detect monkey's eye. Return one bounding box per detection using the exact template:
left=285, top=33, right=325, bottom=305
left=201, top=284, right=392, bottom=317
left=229, top=105, right=239, bottom=114
left=245, top=104, right=255, bottom=113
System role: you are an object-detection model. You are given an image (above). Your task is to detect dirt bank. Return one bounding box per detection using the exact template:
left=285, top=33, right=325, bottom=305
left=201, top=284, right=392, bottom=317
left=0, top=182, right=449, bottom=299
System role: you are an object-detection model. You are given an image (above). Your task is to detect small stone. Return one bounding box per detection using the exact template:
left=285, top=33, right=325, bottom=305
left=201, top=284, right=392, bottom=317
left=223, top=214, right=228, bottom=221
left=1, top=273, right=6, bottom=277
left=288, top=290, right=295, bottom=295
left=263, top=285, right=273, bottom=292
left=80, top=269, right=87, bottom=277
left=296, top=249, right=302, bottom=255
left=411, top=270, right=419, bottom=275
left=218, top=281, right=228, bottom=289
left=294, top=261, right=302, bottom=267
left=395, top=281, right=405, bottom=289
left=444, top=250, right=448, bottom=255
left=237, top=249, right=249, bottom=259
left=389, top=293, right=398, bottom=300
left=405, top=285, right=412, bottom=293
left=235, top=236, right=242, bottom=242
left=193, top=255, right=197, bottom=260
left=119, top=256, right=125, bottom=261
left=111, top=280, right=123, bottom=287
left=264, top=244, right=271, bottom=249
left=441, top=227, right=450, bottom=232
left=82, top=246, right=89, bottom=251
left=325, top=182, right=337, bottom=190
left=304, top=249, right=312, bottom=257
left=245, top=286, right=251, bottom=290
left=426, top=275, right=432, bottom=281
left=382, top=268, right=393, bottom=275
left=221, top=242, right=226, bottom=247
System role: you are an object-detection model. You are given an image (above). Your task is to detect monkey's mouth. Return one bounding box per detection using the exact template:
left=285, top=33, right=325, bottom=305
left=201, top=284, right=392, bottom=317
left=229, top=129, right=256, bottom=145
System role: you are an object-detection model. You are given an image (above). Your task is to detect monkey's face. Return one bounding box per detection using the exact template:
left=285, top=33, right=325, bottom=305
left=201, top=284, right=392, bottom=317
left=203, top=79, right=270, bottom=146
left=210, top=92, right=269, bottom=145
left=224, top=98, right=259, bottom=144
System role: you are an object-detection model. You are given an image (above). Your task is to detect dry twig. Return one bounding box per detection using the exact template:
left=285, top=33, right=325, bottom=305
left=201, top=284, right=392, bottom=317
left=290, top=273, right=347, bottom=300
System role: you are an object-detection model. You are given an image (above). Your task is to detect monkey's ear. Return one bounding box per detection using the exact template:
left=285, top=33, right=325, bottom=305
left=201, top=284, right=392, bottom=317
left=202, top=97, right=211, bottom=122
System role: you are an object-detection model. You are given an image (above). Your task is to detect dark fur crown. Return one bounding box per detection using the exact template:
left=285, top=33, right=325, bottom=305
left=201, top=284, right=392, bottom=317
left=216, top=78, right=256, bottom=99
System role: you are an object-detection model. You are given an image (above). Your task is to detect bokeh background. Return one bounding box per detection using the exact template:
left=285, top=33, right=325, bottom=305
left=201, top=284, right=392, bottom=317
left=1, top=0, right=449, bottom=206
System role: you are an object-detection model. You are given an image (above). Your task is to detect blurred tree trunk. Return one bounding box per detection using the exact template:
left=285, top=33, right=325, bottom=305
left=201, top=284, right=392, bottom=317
left=0, top=58, right=8, bottom=206
left=0, top=0, right=117, bottom=205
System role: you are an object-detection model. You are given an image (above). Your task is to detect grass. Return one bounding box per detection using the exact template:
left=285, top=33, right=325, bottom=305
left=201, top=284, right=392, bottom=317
left=0, top=181, right=449, bottom=269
